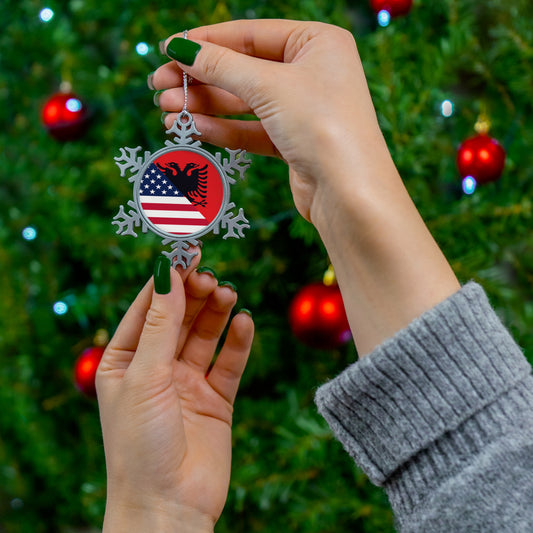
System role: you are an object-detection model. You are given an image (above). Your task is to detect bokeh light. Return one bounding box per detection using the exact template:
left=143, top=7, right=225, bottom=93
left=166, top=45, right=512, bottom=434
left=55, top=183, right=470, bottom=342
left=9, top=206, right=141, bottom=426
left=136, top=42, right=149, bottom=55
left=441, top=99, right=454, bottom=117
left=462, top=176, right=477, bottom=195
left=377, top=10, right=391, bottom=27
left=53, top=301, right=69, bottom=315
left=39, top=8, right=54, bottom=22
left=65, top=98, right=82, bottom=112
left=22, top=226, right=37, bottom=241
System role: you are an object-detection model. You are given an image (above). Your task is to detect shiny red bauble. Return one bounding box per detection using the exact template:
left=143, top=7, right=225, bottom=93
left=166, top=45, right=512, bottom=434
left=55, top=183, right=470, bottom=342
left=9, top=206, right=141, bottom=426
left=456, top=134, right=506, bottom=184
left=74, top=346, right=105, bottom=397
left=41, top=91, right=89, bottom=141
left=370, top=0, right=413, bottom=17
left=289, top=283, right=352, bottom=349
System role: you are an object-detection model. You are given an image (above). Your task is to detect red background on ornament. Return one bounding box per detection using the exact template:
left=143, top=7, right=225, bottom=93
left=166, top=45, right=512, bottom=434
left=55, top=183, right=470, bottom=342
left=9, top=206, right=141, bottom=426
left=153, top=150, right=224, bottom=224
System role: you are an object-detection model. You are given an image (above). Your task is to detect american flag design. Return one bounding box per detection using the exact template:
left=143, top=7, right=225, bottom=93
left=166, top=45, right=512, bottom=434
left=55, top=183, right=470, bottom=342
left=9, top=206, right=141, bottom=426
left=138, top=150, right=224, bottom=237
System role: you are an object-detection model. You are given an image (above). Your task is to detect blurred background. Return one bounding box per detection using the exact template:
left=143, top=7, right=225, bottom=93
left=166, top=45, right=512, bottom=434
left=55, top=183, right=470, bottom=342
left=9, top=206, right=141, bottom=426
left=1, top=0, right=532, bottom=531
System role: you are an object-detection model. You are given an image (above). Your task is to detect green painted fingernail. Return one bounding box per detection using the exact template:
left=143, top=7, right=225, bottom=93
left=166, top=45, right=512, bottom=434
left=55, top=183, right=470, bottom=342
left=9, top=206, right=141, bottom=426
left=197, top=266, right=217, bottom=278
left=166, top=37, right=201, bottom=66
left=219, top=281, right=237, bottom=292
left=147, top=71, right=155, bottom=90
left=239, top=308, right=252, bottom=317
left=154, top=256, right=171, bottom=294
left=160, top=112, right=169, bottom=125
left=153, top=90, right=164, bottom=107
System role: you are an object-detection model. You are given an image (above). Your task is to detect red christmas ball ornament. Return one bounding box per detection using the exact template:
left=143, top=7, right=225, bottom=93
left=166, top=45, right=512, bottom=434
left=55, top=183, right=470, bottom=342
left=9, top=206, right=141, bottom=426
left=74, top=346, right=105, bottom=397
left=289, top=282, right=352, bottom=349
left=41, top=90, right=89, bottom=141
left=456, top=134, right=506, bottom=185
left=370, top=0, right=413, bottom=18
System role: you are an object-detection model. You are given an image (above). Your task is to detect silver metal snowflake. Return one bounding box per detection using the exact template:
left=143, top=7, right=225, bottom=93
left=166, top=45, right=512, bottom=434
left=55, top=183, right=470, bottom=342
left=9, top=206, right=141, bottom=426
left=112, top=111, right=251, bottom=267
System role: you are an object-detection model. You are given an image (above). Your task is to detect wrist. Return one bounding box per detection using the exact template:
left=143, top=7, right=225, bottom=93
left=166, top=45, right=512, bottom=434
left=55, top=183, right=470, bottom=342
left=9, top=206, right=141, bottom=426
left=103, top=499, right=215, bottom=533
left=308, top=140, right=459, bottom=356
left=307, top=118, right=398, bottom=223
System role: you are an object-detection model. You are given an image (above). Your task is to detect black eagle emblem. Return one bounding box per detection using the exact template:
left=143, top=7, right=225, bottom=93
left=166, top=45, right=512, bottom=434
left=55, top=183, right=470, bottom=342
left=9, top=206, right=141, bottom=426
left=156, top=161, right=209, bottom=207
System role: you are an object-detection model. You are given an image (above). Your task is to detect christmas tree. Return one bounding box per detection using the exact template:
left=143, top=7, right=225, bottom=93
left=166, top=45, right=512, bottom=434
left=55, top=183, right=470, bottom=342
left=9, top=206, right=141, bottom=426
left=1, top=0, right=532, bottom=531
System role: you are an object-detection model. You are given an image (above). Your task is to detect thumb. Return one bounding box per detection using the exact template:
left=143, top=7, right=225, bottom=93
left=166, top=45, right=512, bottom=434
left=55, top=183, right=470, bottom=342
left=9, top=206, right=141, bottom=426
left=164, top=36, right=274, bottom=107
left=129, top=256, right=185, bottom=375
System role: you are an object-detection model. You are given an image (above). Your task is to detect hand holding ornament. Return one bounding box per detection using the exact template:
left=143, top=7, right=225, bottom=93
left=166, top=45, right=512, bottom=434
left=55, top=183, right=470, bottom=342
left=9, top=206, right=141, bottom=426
left=96, top=252, right=253, bottom=533
left=151, top=19, right=459, bottom=356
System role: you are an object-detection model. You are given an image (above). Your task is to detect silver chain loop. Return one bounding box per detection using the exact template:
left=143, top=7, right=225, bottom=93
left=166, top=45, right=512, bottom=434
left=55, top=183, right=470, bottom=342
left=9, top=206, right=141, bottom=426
left=182, top=29, right=189, bottom=113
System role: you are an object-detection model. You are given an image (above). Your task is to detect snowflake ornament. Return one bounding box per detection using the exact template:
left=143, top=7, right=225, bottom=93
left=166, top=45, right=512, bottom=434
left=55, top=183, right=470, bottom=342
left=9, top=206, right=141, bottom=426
left=112, top=111, right=251, bottom=267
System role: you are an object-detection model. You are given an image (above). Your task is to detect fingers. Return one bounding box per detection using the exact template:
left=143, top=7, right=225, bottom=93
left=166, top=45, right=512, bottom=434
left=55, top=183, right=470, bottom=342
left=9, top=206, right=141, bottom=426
left=207, top=312, right=254, bottom=405
left=175, top=268, right=219, bottom=357
left=162, top=113, right=279, bottom=156
left=128, top=267, right=186, bottom=374
left=151, top=20, right=305, bottom=93
left=97, top=278, right=155, bottom=376
left=158, top=85, right=251, bottom=115
left=182, top=19, right=316, bottom=61
left=178, top=284, right=238, bottom=374
left=149, top=18, right=320, bottom=91
left=152, top=20, right=334, bottom=100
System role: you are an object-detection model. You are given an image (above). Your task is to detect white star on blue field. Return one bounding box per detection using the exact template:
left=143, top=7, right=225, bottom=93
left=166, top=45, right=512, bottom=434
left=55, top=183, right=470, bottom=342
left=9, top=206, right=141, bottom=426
left=139, top=164, right=182, bottom=196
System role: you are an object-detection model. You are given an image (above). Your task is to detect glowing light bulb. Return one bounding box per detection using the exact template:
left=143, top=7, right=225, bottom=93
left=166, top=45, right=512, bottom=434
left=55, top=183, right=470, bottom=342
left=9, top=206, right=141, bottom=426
left=441, top=99, right=453, bottom=117
left=136, top=42, right=149, bottom=55
left=378, top=10, right=391, bottom=27
left=462, top=176, right=477, bottom=195
left=65, top=98, right=82, bottom=112
left=22, top=226, right=37, bottom=240
left=53, top=301, right=68, bottom=315
left=39, top=8, right=54, bottom=22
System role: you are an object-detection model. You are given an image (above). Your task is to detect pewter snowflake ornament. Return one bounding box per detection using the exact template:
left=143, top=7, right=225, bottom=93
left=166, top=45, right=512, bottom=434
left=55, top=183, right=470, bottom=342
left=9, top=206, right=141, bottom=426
left=112, top=111, right=251, bottom=267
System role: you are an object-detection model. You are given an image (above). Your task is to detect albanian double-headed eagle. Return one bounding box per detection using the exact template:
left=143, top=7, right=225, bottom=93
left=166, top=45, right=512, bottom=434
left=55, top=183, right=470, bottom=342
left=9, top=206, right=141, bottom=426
left=156, top=161, right=208, bottom=207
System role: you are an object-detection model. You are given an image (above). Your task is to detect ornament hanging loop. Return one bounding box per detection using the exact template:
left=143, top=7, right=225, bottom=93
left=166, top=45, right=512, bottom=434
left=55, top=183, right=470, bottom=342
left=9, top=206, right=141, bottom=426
left=474, top=103, right=491, bottom=135
left=177, top=110, right=193, bottom=125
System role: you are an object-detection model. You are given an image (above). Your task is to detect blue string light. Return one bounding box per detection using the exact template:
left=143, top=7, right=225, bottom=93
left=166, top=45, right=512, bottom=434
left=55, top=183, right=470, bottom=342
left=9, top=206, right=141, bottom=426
left=22, top=226, right=37, bottom=241
left=377, top=10, right=391, bottom=27
left=66, top=98, right=83, bottom=112
left=39, top=8, right=54, bottom=22
left=136, top=42, right=149, bottom=56
left=462, top=176, right=477, bottom=195
left=53, top=301, right=69, bottom=315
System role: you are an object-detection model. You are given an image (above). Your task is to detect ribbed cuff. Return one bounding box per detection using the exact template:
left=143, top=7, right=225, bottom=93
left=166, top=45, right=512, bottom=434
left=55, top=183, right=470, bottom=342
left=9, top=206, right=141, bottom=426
left=314, top=282, right=532, bottom=488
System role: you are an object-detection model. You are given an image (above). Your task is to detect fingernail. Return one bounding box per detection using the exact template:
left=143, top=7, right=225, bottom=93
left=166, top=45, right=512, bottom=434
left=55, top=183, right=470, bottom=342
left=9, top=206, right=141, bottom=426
left=160, top=112, right=169, bottom=125
left=197, top=266, right=217, bottom=278
left=154, top=255, right=171, bottom=294
left=158, top=39, right=167, bottom=55
left=239, top=308, right=252, bottom=318
left=147, top=71, right=155, bottom=90
left=153, top=90, right=164, bottom=107
left=166, top=37, right=201, bottom=66
left=219, top=281, right=237, bottom=292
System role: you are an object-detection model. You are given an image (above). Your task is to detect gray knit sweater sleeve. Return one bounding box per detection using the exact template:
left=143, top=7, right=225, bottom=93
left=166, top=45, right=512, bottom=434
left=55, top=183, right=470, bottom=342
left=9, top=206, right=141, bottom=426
left=315, top=282, right=533, bottom=532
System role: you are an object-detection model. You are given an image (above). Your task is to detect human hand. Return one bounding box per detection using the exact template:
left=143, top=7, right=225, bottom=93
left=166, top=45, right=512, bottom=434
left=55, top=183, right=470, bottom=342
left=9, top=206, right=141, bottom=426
left=96, top=254, right=254, bottom=532
left=150, top=20, right=459, bottom=357
left=150, top=19, right=393, bottom=223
